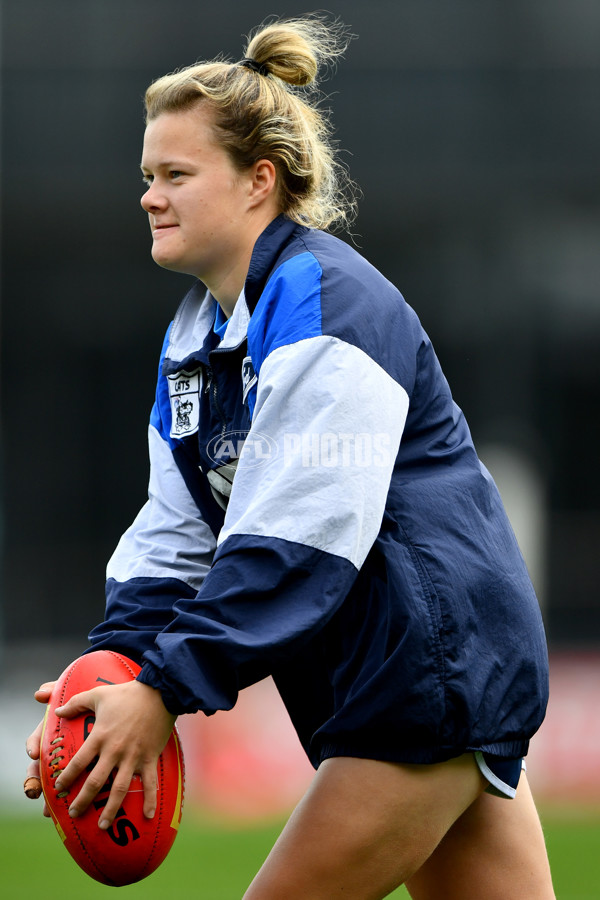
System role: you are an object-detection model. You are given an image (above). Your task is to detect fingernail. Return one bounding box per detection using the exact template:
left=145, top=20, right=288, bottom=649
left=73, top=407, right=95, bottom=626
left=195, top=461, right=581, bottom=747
left=55, top=706, right=64, bottom=714
left=55, top=779, right=62, bottom=791
left=68, top=805, right=78, bottom=818
left=27, top=747, right=33, bottom=758
left=98, top=818, right=110, bottom=830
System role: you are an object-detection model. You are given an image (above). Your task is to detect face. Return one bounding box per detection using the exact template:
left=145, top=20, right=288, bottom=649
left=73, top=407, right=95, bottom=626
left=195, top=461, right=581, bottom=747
left=140, top=107, right=270, bottom=300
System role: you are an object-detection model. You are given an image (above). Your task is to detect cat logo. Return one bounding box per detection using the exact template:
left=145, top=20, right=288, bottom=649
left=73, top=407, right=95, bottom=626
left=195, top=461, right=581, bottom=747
left=168, top=369, right=200, bottom=438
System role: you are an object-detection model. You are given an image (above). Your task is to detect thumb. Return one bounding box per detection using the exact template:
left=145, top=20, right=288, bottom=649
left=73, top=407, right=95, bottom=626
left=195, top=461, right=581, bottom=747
left=55, top=689, right=97, bottom=718
left=34, top=681, right=57, bottom=704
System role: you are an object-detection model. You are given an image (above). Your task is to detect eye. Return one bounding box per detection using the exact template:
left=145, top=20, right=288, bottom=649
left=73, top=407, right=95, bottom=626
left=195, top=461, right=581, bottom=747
left=168, top=170, right=184, bottom=181
left=141, top=173, right=153, bottom=186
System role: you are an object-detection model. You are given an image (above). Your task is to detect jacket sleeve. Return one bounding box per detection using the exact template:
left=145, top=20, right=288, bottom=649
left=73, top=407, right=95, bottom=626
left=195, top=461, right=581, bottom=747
left=87, top=329, right=217, bottom=664
left=138, top=327, right=410, bottom=715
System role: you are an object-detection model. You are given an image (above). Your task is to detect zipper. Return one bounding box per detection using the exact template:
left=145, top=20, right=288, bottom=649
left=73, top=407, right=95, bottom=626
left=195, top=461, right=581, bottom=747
left=204, top=365, right=228, bottom=439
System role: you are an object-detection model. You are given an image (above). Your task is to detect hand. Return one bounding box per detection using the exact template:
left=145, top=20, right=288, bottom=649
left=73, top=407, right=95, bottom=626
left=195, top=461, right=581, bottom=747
left=51, top=679, right=177, bottom=831
left=25, top=681, right=56, bottom=816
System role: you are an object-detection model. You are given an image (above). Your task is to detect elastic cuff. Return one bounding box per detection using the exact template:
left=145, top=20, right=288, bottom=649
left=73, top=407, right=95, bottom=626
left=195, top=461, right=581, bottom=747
left=137, top=661, right=184, bottom=716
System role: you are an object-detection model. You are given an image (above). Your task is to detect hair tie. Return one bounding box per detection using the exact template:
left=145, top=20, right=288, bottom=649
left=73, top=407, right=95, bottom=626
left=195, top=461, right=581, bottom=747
left=239, top=57, right=270, bottom=77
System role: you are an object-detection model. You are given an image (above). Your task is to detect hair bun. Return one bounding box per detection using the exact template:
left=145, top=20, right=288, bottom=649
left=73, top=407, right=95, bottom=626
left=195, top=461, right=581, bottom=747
left=245, top=16, right=350, bottom=88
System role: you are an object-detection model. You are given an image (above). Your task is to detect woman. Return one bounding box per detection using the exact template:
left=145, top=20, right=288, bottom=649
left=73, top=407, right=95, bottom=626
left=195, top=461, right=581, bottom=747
left=26, top=16, right=555, bottom=898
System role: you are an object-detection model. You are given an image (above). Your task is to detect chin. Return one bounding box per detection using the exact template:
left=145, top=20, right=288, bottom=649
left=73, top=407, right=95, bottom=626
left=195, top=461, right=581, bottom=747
left=151, top=250, right=181, bottom=271
left=151, top=252, right=199, bottom=279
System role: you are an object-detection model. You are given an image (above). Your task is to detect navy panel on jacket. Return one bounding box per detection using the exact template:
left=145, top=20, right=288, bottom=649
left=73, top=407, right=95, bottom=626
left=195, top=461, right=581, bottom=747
left=138, top=533, right=358, bottom=715
left=89, top=214, right=549, bottom=769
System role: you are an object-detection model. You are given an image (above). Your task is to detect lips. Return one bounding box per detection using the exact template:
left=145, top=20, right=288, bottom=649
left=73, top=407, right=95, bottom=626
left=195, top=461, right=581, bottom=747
left=152, top=223, right=179, bottom=237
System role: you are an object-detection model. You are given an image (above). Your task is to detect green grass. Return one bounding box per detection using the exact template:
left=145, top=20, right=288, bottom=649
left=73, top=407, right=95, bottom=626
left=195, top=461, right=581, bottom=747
left=0, top=807, right=598, bottom=898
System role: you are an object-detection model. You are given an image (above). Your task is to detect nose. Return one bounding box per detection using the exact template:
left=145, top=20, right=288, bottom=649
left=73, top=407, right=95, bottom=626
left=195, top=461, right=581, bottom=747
left=140, top=181, right=167, bottom=213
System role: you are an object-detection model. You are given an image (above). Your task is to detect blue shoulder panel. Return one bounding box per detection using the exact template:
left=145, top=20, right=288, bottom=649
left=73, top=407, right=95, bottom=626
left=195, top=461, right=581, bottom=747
left=247, top=251, right=323, bottom=375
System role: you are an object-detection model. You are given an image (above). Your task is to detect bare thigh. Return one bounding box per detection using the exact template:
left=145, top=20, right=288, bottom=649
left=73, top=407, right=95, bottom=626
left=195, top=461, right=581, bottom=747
left=243, top=754, right=486, bottom=900
left=406, top=773, right=555, bottom=900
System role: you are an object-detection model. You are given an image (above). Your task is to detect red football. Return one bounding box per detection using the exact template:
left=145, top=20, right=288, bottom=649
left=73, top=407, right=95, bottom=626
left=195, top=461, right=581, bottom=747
left=39, top=650, right=185, bottom=886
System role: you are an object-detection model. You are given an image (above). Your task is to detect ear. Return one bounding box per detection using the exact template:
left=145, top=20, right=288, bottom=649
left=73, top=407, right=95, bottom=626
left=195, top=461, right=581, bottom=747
left=247, top=158, right=278, bottom=208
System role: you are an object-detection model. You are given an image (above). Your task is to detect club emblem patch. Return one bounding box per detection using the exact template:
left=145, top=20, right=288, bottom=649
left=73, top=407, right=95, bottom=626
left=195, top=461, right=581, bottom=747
left=241, top=356, right=257, bottom=405
left=168, top=369, right=201, bottom=438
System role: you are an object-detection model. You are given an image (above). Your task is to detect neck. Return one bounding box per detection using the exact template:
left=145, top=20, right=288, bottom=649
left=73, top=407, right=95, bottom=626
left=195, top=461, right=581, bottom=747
left=211, top=269, right=247, bottom=318
left=209, top=210, right=280, bottom=317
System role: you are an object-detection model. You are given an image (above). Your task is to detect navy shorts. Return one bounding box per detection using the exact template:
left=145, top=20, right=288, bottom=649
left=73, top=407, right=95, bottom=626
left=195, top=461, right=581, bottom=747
left=474, top=751, right=525, bottom=799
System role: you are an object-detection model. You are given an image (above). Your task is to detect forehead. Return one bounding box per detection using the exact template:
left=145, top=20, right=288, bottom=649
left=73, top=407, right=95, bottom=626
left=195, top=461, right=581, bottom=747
left=141, top=107, right=220, bottom=165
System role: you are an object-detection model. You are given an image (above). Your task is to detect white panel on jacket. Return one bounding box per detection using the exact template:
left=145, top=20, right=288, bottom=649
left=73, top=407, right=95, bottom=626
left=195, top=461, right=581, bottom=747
left=107, top=424, right=216, bottom=589
left=218, top=335, right=409, bottom=570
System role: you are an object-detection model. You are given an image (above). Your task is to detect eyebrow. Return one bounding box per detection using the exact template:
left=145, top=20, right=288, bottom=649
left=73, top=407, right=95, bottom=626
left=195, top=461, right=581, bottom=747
left=139, top=159, right=192, bottom=172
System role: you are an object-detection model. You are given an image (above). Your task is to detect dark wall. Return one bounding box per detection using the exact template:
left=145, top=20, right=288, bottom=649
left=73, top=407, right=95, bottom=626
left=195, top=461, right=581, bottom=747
left=2, top=0, right=599, bottom=646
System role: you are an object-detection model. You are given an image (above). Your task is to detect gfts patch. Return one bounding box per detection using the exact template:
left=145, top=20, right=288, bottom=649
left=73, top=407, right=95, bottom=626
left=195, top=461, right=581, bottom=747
left=168, top=369, right=200, bottom=438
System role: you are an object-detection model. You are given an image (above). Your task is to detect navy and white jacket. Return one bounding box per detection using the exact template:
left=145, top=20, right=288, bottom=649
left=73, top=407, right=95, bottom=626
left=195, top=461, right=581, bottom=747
left=89, top=215, right=549, bottom=767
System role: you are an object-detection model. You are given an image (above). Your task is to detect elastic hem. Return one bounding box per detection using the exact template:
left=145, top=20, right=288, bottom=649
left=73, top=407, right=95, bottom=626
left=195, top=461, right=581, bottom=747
left=474, top=750, right=525, bottom=799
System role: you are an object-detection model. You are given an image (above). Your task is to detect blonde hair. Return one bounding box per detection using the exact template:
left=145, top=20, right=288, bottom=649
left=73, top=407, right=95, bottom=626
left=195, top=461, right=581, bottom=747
left=144, top=15, right=358, bottom=231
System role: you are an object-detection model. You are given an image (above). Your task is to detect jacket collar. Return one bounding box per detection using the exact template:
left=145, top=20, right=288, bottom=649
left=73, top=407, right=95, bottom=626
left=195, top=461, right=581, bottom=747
left=163, top=215, right=305, bottom=373
left=244, top=215, right=306, bottom=313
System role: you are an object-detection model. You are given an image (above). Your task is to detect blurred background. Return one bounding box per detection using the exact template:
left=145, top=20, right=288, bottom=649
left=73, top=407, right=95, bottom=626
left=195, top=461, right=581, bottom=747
left=1, top=0, right=599, bottom=846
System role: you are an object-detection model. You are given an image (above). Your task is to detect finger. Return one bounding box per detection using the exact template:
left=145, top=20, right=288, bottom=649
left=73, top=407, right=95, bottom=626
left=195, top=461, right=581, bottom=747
left=34, top=681, right=57, bottom=703
left=26, top=718, right=45, bottom=760
left=54, top=729, right=104, bottom=795
left=64, top=754, right=117, bottom=821
left=23, top=760, right=51, bottom=815
left=55, top=688, right=97, bottom=719
left=97, top=769, right=137, bottom=830
left=25, top=758, right=40, bottom=780
left=141, top=761, right=158, bottom=820
left=24, top=769, right=43, bottom=799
